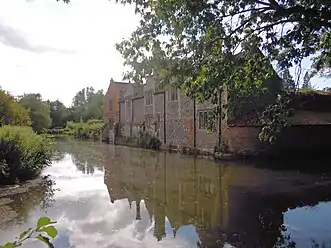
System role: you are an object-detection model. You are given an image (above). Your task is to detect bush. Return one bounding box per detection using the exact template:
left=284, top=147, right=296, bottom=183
left=137, top=131, right=161, bottom=150
left=63, top=120, right=105, bottom=140
left=0, top=126, right=53, bottom=185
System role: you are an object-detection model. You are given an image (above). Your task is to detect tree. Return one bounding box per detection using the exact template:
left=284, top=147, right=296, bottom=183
left=280, top=69, right=296, bottom=92
left=19, top=94, right=52, bottom=133
left=0, top=89, right=31, bottom=127
left=48, top=100, right=69, bottom=128
left=301, top=71, right=315, bottom=90
left=71, top=87, right=104, bottom=122
left=113, top=0, right=331, bottom=104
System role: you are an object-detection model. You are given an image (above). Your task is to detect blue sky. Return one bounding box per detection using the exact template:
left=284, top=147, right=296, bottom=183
left=0, top=0, right=329, bottom=106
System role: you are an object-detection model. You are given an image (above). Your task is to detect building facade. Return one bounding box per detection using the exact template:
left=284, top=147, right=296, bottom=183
left=116, top=76, right=219, bottom=152
left=103, top=76, right=331, bottom=156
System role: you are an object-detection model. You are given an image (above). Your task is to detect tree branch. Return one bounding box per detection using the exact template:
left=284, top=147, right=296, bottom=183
left=256, top=1, right=272, bottom=7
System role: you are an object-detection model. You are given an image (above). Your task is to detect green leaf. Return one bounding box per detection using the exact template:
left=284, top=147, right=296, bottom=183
left=37, top=217, right=51, bottom=230
left=36, top=217, right=56, bottom=230
left=19, top=228, right=33, bottom=240
left=1, top=243, right=17, bottom=248
left=35, top=235, right=54, bottom=248
left=39, top=226, right=58, bottom=239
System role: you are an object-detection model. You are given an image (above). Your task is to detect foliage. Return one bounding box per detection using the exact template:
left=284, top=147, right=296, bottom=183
left=280, top=69, right=296, bottom=92
left=63, top=119, right=105, bottom=140
left=323, top=87, right=331, bottom=92
left=0, top=217, right=58, bottom=248
left=71, top=87, right=104, bottom=122
left=0, top=126, right=53, bottom=185
left=0, top=90, right=31, bottom=127
left=259, top=92, right=294, bottom=144
left=113, top=0, right=330, bottom=140
left=115, top=0, right=330, bottom=94
left=47, top=100, right=69, bottom=128
left=301, top=71, right=316, bottom=90
left=18, top=94, right=52, bottom=134
left=137, top=130, right=161, bottom=150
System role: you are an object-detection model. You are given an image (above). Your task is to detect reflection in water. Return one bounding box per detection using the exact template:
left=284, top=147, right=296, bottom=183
left=1, top=141, right=331, bottom=248
left=0, top=177, right=56, bottom=227
left=103, top=146, right=331, bottom=248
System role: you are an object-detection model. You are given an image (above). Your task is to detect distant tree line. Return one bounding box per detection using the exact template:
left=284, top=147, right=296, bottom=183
left=0, top=86, right=104, bottom=133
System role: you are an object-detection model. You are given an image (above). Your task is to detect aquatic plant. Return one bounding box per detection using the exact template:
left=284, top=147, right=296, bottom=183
left=0, top=217, right=58, bottom=248
left=0, top=126, right=53, bottom=185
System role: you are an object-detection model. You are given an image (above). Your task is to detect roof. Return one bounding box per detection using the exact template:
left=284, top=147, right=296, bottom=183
left=105, top=80, right=131, bottom=95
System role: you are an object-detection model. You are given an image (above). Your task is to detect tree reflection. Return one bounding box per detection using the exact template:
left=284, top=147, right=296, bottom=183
left=103, top=147, right=331, bottom=248
left=71, top=154, right=95, bottom=175
left=0, top=177, right=56, bottom=226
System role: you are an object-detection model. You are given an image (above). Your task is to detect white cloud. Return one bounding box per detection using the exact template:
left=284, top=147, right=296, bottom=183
left=0, top=0, right=140, bottom=105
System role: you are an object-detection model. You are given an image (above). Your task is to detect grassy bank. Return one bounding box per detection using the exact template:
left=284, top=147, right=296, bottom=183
left=0, top=126, right=53, bottom=185
left=45, top=119, right=105, bottom=141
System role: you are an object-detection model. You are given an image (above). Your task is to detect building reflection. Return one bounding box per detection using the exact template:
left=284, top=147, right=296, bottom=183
left=103, top=147, right=331, bottom=248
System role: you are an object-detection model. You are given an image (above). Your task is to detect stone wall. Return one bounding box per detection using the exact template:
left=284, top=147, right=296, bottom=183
left=115, top=78, right=221, bottom=152
left=154, top=92, right=165, bottom=143
left=196, top=99, right=219, bottom=151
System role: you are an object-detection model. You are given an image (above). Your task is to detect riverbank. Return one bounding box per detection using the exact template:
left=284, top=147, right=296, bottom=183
left=2, top=140, right=331, bottom=248
left=46, top=119, right=105, bottom=141
left=0, top=126, right=53, bottom=185
left=115, top=136, right=239, bottom=161
left=114, top=135, right=331, bottom=162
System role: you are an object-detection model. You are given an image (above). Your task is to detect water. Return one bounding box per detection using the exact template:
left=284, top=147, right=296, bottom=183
left=1, top=141, right=331, bottom=248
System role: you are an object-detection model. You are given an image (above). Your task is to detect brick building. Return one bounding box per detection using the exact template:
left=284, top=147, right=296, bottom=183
left=114, top=76, right=220, bottom=152
left=103, top=75, right=331, bottom=156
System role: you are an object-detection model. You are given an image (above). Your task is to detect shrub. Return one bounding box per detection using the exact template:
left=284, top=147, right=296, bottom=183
left=0, top=89, right=31, bottom=127
left=137, top=131, right=161, bottom=150
left=63, top=120, right=105, bottom=140
left=0, top=126, right=53, bottom=185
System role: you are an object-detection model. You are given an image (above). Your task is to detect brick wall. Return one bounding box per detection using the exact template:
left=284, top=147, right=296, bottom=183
left=222, top=126, right=265, bottom=155
left=289, top=110, right=331, bottom=125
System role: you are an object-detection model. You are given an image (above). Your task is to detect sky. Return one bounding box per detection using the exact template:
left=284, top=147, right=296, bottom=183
left=0, top=0, right=140, bottom=106
left=0, top=0, right=330, bottom=106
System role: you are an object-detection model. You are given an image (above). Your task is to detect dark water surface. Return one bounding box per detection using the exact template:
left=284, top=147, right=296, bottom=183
left=1, top=141, right=331, bottom=248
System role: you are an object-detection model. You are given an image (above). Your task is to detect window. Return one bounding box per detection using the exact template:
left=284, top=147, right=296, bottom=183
left=145, top=90, right=153, bottom=105
left=198, top=111, right=209, bottom=130
left=109, top=99, right=113, bottom=111
left=126, top=97, right=132, bottom=109
left=169, top=88, right=178, bottom=101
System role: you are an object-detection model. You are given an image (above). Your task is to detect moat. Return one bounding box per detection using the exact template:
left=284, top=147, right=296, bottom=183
left=1, top=141, right=331, bottom=248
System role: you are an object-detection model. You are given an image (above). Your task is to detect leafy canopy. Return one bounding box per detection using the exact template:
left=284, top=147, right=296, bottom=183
left=0, top=89, right=31, bottom=127
left=19, top=94, right=52, bottom=133
left=114, top=0, right=330, bottom=102
left=71, top=87, right=104, bottom=122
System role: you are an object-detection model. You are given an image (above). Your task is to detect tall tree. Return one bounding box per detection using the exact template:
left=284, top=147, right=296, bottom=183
left=301, top=71, right=315, bottom=90
left=71, top=87, right=104, bottom=122
left=19, top=94, right=52, bottom=133
left=48, top=100, right=69, bottom=128
left=112, top=0, right=331, bottom=105
left=0, top=89, right=31, bottom=127
left=280, top=69, right=296, bottom=92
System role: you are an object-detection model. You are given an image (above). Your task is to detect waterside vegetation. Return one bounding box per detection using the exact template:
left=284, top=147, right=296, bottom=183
left=0, top=126, right=53, bottom=185
left=0, top=217, right=58, bottom=248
